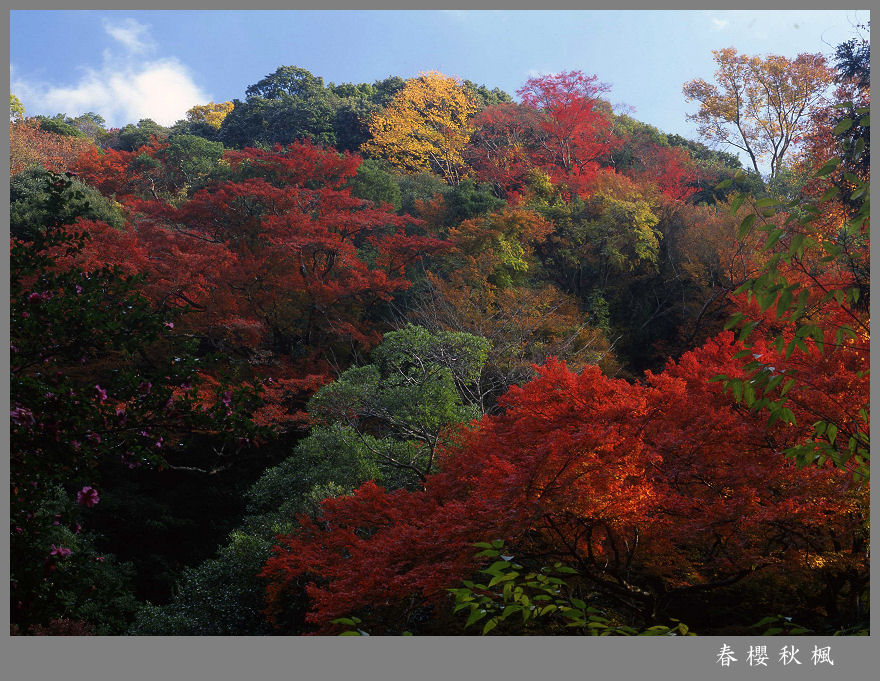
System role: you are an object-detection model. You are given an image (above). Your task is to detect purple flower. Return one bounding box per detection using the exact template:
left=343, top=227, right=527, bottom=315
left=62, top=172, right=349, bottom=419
left=95, top=385, right=108, bottom=402
left=76, top=486, right=100, bottom=508
left=10, top=407, right=35, bottom=426
left=75, top=284, right=83, bottom=294
left=222, top=391, right=232, bottom=407
left=49, top=545, right=72, bottom=558
left=164, top=321, right=174, bottom=329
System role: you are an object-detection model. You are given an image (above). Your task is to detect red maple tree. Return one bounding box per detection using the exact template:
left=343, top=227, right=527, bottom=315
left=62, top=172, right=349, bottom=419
left=71, top=142, right=449, bottom=428
left=261, top=326, right=866, bottom=632
left=516, top=71, right=619, bottom=198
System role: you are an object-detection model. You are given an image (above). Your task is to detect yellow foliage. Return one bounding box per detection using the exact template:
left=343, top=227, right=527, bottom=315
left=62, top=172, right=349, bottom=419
left=186, top=101, right=235, bottom=129
left=361, top=71, right=477, bottom=185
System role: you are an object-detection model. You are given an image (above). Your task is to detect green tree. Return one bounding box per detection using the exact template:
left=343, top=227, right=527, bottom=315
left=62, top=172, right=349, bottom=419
left=308, top=324, right=490, bottom=486
left=129, top=325, right=490, bottom=634
left=10, top=166, right=125, bottom=241
left=10, top=92, right=25, bottom=121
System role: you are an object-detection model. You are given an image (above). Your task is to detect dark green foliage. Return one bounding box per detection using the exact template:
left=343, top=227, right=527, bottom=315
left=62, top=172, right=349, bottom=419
left=449, top=542, right=694, bottom=636
left=10, top=167, right=125, bottom=240
left=109, top=118, right=171, bottom=151
left=11, top=482, right=140, bottom=635
left=443, top=179, right=506, bottom=224
left=129, top=325, right=489, bottom=634
left=33, top=112, right=107, bottom=140
left=397, top=172, right=449, bottom=215
left=245, top=65, right=325, bottom=100
left=219, top=94, right=336, bottom=149
left=834, top=35, right=870, bottom=89
left=10, top=173, right=266, bottom=632
left=220, top=67, right=408, bottom=152
left=169, top=118, right=222, bottom=141
left=462, top=80, right=513, bottom=109
left=159, top=134, right=226, bottom=191
left=307, top=324, right=489, bottom=485
left=348, top=158, right=402, bottom=210
left=36, top=115, right=88, bottom=138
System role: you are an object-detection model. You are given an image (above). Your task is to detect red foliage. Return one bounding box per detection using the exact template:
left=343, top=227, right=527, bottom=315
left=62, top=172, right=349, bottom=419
left=73, top=139, right=172, bottom=201
left=630, top=143, right=699, bottom=202
left=261, top=328, right=865, bottom=632
left=516, top=71, right=619, bottom=198
left=69, top=142, right=450, bottom=428
left=467, top=103, right=544, bottom=201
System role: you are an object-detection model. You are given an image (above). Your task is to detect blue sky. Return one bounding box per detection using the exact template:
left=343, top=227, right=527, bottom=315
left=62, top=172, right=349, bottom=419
left=11, top=10, right=868, bottom=148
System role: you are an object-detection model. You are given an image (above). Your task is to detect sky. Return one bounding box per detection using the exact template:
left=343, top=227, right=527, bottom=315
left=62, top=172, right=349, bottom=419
left=10, top=10, right=869, bottom=149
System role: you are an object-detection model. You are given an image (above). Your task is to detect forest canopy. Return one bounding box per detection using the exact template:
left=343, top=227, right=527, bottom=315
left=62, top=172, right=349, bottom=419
left=9, top=37, right=870, bottom=638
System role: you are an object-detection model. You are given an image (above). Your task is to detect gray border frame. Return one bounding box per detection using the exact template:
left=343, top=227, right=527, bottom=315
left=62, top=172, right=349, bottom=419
left=3, top=3, right=874, bottom=680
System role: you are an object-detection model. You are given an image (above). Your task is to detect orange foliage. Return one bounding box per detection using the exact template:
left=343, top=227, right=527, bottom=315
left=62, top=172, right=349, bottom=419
left=9, top=121, right=94, bottom=175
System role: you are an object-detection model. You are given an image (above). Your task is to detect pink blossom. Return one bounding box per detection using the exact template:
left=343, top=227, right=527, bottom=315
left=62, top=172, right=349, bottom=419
left=49, top=545, right=72, bottom=558
left=95, top=385, right=108, bottom=402
left=76, top=486, right=100, bottom=508
left=164, top=321, right=174, bottom=329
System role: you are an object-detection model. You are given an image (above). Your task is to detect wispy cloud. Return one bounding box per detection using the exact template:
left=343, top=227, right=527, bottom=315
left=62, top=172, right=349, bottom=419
left=11, top=18, right=209, bottom=127
left=710, top=17, right=729, bottom=31
left=102, top=17, right=154, bottom=54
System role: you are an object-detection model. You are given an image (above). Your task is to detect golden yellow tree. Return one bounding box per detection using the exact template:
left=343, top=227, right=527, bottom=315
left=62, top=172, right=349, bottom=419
left=361, top=71, right=477, bottom=185
left=186, top=101, right=235, bottom=129
left=683, top=48, right=833, bottom=178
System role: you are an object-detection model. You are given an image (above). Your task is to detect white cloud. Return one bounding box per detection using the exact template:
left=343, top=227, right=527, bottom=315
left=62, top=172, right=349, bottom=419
left=102, top=17, right=154, bottom=54
left=11, top=19, right=210, bottom=127
left=710, top=17, right=729, bottom=31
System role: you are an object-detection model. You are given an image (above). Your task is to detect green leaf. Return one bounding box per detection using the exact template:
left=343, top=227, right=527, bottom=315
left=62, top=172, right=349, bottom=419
left=488, top=572, right=516, bottom=587
left=738, top=213, right=756, bottom=238
left=485, top=560, right=512, bottom=574
left=820, top=187, right=839, bottom=202
left=724, top=312, right=745, bottom=331
left=815, top=158, right=841, bottom=177
left=826, top=424, right=838, bottom=445
left=762, top=228, right=783, bottom=251
left=465, top=608, right=486, bottom=628
left=729, top=193, right=746, bottom=214
left=776, top=288, right=793, bottom=318
left=332, top=617, right=360, bottom=627
left=482, top=618, right=498, bottom=635
left=832, top=118, right=853, bottom=135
